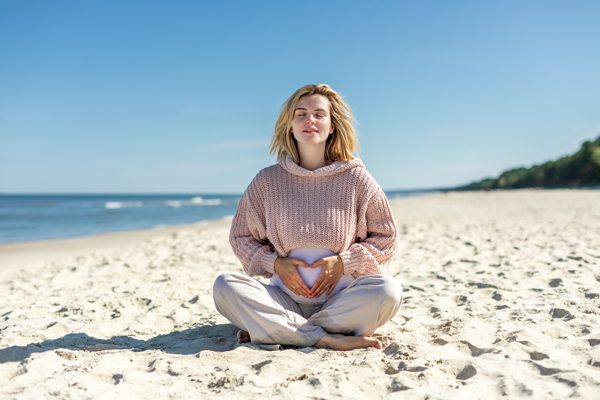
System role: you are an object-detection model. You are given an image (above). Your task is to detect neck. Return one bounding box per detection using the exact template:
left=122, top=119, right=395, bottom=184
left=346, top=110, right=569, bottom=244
left=297, top=143, right=328, bottom=170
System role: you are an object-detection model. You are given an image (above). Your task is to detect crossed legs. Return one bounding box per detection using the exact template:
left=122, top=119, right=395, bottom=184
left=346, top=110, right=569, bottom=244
left=213, top=272, right=402, bottom=350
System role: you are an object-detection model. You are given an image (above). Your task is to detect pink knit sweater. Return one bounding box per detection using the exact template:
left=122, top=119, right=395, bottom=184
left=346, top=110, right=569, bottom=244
left=229, top=155, right=399, bottom=279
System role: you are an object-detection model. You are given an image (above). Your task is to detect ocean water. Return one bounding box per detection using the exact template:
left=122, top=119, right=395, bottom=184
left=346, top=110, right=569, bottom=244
left=0, top=190, right=434, bottom=244
left=0, top=194, right=241, bottom=244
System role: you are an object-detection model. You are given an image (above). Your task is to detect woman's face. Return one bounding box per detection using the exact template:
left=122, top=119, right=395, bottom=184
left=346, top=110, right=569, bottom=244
left=291, top=94, right=333, bottom=147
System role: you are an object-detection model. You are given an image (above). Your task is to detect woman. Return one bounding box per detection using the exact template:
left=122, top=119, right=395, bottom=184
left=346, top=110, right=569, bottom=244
left=213, top=84, right=402, bottom=351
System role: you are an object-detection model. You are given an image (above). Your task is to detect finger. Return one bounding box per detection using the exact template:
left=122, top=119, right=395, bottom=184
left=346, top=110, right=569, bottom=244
left=289, top=285, right=301, bottom=296
left=294, top=280, right=310, bottom=297
left=299, top=285, right=311, bottom=297
left=311, top=277, right=329, bottom=297
left=311, top=266, right=334, bottom=291
left=314, top=282, right=333, bottom=298
left=299, top=279, right=312, bottom=296
left=290, top=258, right=308, bottom=267
left=282, top=276, right=301, bottom=295
left=289, top=278, right=310, bottom=297
left=286, top=281, right=300, bottom=295
left=308, top=260, right=323, bottom=268
left=310, top=274, right=326, bottom=293
left=285, top=266, right=311, bottom=296
left=312, top=262, right=341, bottom=296
left=326, top=284, right=335, bottom=295
left=290, top=269, right=311, bottom=296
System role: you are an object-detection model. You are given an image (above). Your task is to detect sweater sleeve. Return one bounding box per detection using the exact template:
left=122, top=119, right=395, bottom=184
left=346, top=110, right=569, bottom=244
left=338, top=186, right=399, bottom=276
left=228, top=177, right=278, bottom=278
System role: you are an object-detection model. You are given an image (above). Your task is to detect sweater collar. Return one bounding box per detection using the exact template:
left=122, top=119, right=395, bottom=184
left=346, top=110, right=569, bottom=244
left=279, top=154, right=365, bottom=177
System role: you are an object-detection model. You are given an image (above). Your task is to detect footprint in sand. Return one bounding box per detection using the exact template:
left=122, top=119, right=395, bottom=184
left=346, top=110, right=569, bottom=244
left=389, top=377, right=411, bottom=392
left=112, top=373, right=124, bottom=385
left=530, top=361, right=562, bottom=376
left=56, top=306, right=69, bottom=316
left=2, top=310, right=13, bottom=321
left=384, top=364, right=399, bottom=375
left=382, top=343, right=411, bottom=360
left=529, top=351, right=548, bottom=361
left=455, top=295, right=468, bottom=306
left=459, top=340, right=495, bottom=357
left=555, top=376, right=577, bottom=388
left=251, top=360, right=272, bottom=374
left=406, top=365, right=427, bottom=372
left=147, top=359, right=157, bottom=372
left=383, top=343, right=400, bottom=356
left=588, top=359, right=600, bottom=368
left=550, top=308, right=573, bottom=320
left=456, top=364, right=477, bottom=380
left=548, top=278, right=562, bottom=287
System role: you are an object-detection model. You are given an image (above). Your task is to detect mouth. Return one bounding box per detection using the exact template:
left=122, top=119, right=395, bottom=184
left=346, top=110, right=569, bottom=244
left=303, top=129, right=319, bottom=134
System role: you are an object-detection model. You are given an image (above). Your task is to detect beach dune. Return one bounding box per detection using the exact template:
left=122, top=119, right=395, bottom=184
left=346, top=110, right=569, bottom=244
left=0, top=190, right=599, bottom=399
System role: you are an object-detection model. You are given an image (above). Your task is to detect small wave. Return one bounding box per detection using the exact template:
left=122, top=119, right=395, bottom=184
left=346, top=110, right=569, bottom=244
left=202, top=199, right=223, bottom=205
left=164, top=196, right=223, bottom=208
left=190, top=196, right=223, bottom=206
left=165, top=200, right=185, bottom=208
left=105, top=201, right=144, bottom=209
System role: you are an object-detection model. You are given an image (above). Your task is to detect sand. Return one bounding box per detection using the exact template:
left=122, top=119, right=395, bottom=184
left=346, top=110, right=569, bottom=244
left=0, top=190, right=599, bottom=399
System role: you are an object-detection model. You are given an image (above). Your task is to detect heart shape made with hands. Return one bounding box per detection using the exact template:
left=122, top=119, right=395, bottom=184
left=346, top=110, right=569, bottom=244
left=282, top=247, right=353, bottom=296
left=288, top=247, right=337, bottom=288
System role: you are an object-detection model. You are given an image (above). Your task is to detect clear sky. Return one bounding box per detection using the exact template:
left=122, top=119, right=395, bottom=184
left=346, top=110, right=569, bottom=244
left=1, top=0, right=599, bottom=193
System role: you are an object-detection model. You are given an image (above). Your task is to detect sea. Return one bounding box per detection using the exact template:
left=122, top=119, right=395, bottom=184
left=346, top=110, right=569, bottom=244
left=0, top=190, right=434, bottom=244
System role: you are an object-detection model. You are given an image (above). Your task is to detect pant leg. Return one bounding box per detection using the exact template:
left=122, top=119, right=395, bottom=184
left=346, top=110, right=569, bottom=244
left=212, top=272, right=327, bottom=347
left=307, top=274, right=402, bottom=336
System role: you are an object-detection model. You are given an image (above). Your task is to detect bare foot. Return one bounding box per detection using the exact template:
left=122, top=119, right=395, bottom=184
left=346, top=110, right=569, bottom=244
left=315, top=334, right=382, bottom=351
left=237, top=330, right=251, bottom=343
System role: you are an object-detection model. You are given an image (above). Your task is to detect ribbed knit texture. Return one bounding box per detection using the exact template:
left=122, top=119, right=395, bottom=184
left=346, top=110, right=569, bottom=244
left=229, top=155, right=399, bottom=279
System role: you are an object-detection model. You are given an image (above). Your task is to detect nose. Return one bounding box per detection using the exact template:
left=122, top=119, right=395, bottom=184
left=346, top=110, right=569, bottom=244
left=304, top=115, right=316, bottom=125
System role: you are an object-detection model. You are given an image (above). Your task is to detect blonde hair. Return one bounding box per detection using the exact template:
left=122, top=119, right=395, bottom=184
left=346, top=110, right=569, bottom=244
left=270, top=84, right=359, bottom=163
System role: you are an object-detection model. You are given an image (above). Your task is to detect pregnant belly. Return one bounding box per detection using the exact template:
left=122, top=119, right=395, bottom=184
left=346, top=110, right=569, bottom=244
left=271, top=247, right=353, bottom=304
left=288, top=247, right=336, bottom=288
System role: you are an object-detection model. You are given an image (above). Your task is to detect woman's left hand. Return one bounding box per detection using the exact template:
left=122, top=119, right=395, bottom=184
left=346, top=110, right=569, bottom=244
left=309, top=255, right=344, bottom=297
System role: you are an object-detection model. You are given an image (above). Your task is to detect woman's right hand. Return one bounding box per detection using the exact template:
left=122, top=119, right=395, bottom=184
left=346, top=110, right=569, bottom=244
left=274, top=257, right=311, bottom=297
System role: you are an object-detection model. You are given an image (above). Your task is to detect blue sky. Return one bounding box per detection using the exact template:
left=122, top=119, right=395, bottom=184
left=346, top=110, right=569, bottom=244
left=1, top=0, right=599, bottom=193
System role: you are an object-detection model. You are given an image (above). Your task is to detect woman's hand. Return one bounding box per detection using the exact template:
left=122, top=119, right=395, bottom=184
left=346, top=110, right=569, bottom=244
left=309, top=255, right=344, bottom=297
left=274, top=257, right=311, bottom=297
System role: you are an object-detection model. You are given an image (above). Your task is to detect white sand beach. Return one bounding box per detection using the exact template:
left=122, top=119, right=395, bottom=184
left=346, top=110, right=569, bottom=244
left=0, top=190, right=599, bottom=399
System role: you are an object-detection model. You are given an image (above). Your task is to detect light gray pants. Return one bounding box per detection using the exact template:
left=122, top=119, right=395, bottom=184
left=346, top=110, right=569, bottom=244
left=213, top=272, right=403, bottom=347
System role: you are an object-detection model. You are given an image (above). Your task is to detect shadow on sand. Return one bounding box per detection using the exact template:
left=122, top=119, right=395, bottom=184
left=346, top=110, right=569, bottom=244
left=0, top=323, right=240, bottom=364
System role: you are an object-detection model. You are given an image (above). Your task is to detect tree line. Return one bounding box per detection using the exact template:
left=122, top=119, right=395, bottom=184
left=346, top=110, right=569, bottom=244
left=457, top=135, right=600, bottom=190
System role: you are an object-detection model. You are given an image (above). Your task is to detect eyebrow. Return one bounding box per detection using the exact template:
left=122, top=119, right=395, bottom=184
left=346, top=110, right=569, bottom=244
left=294, top=107, right=328, bottom=112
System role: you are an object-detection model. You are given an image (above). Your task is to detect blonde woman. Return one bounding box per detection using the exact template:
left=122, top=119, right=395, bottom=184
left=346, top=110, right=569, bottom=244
left=213, top=84, right=402, bottom=351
